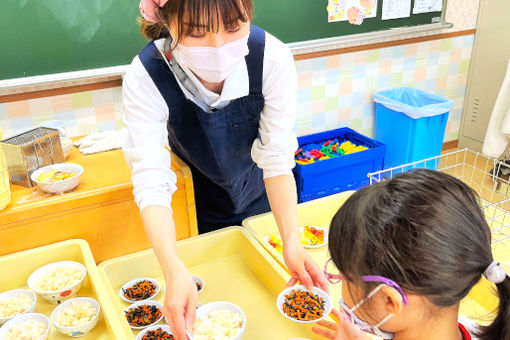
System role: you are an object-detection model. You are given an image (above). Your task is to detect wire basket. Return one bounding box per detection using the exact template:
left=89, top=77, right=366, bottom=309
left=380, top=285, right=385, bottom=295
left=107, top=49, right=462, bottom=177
left=0, top=127, right=64, bottom=187
left=368, top=149, right=510, bottom=250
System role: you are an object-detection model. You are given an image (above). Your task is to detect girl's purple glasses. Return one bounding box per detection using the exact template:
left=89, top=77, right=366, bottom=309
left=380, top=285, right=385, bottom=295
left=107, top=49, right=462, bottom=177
left=323, top=258, right=409, bottom=305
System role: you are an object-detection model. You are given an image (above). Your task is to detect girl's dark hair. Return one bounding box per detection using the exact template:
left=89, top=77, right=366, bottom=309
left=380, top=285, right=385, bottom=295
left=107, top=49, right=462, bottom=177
left=328, top=169, right=509, bottom=340
left=138, top=0, right=254, bottom=42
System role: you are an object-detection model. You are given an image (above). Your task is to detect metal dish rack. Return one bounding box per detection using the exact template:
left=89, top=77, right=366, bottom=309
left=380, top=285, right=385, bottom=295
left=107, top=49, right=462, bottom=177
left=368, top=149, right=510, bottom=248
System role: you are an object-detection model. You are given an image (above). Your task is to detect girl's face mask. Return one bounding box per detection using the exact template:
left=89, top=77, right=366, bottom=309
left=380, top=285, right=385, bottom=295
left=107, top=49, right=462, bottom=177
left=174, top=33, right=250, bottom=83
left=323, top=259, right=409, bottom=340
left=338, top=284, right=395, bottom=340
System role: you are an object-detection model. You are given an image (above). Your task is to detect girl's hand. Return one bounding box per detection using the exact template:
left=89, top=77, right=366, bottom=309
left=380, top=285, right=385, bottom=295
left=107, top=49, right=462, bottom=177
left=163, top=259, right=198, bottom=340
left=283, top=239, right=329, bottom=293
left=312, top=308, right=371, bottom=340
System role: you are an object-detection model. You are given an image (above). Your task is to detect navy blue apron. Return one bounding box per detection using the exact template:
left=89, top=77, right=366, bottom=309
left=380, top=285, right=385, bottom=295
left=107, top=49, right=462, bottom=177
left=138, top=26, right=270, bottom=234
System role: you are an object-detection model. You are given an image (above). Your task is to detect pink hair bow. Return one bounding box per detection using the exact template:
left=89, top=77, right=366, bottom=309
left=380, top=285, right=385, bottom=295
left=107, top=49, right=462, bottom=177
left=139, top=0, right=169, bottom=22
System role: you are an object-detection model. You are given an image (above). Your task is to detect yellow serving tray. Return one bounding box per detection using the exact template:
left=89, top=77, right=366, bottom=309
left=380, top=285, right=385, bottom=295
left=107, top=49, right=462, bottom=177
left=243, top=191, right=498, bottom=326
left=98, top=227, right=324, bottom=339
left=0, top=239, right=125, bottom=339
left=244, top=191, right=354, bottom=316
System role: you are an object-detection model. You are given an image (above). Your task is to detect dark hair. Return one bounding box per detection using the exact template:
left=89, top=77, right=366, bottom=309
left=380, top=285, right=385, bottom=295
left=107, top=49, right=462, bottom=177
left=138, top=0, right=254, bottom=42
left=328, top=169, right=510, bottom=340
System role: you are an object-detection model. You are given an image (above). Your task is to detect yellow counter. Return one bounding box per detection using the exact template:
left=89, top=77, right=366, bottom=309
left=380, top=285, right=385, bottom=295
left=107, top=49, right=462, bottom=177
left=0, top=145, right=197, bottom=263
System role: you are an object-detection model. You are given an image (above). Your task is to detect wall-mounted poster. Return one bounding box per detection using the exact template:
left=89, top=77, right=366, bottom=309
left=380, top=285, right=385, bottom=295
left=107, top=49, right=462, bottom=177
left=327, top=0, right=378, bottom=25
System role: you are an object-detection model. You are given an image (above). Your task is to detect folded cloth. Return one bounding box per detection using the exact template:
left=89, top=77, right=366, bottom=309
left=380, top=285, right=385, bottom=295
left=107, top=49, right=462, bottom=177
left=74, top=129, right=128, bottom=155
left=482, top=59, right=510, bottom=158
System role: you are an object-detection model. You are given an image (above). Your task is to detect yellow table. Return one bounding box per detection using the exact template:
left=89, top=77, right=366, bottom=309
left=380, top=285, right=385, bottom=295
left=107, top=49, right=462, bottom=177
left=243, top=191, right=499, bottom=325
left=0, top=145, right=197, bottom=263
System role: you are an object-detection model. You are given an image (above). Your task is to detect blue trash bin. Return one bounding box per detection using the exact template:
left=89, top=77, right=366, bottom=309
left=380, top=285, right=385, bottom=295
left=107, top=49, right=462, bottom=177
left=373, top=87, right=454, bottom=170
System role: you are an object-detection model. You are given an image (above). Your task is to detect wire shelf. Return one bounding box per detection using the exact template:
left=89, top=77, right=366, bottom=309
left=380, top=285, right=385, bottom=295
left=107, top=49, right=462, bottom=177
left=368, top=149, right=510, bottom=246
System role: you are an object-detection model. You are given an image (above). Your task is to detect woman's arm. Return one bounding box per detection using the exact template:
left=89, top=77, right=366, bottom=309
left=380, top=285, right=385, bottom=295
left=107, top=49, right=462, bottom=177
left=123, top=56, right=196, bottom=340
left=140, top=206, right=198, bottom=340
left=265, top=174, right=329, bottom=292
left=254, top=33, right=328, bottom=292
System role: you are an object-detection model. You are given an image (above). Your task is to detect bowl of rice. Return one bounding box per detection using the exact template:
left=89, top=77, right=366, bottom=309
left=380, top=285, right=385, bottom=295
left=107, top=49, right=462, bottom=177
left=0, top=313, right=50, bottom=340
left=0, top=289, right=37, bottom=326
left=193, top=302, right=246, bottom=340
left=27, top=261, right=87, bottom=304
left=50, top=297, right=101, bottom=337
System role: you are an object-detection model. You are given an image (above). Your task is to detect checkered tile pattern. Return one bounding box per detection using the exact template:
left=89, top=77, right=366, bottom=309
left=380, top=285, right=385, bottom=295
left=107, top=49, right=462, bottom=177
left=296, top=34, right=474, bottom=142
left=0, top=35, right=473, bottom=143
left=0, top=87, right=126, bottom=138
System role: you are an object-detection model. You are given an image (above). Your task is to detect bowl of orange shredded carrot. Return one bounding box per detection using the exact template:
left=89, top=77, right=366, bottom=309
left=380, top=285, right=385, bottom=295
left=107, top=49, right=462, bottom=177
left=124, top=300, right=164, bottom=329
left=136, top=325, right=175, bottom=340
left=120, top=278, right=160, bottom=303
left=277, top=285, right=332, bottom=323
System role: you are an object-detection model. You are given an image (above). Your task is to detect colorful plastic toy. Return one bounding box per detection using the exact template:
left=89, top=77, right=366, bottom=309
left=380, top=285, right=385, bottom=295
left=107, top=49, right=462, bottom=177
left=295, top=138, right=368, bottom=165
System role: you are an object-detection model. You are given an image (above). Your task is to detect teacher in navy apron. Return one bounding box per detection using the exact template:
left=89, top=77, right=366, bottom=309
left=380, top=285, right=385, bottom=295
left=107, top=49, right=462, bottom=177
left=122, top=0, right=329, bottom=338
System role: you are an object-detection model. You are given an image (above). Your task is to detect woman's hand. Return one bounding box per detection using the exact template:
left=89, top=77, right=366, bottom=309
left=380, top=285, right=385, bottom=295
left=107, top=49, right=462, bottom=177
left=312, top=308, right=371, bottom=340
left=283, top=239, right=329, bottom=293
left=163, top=258, right=198, bottom=340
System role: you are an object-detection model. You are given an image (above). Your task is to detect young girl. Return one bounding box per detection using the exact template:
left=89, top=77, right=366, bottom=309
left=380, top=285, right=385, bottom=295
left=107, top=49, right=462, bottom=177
left=122, top=0, right=327, bottom=339
left=314, top=169, right=510, bottom=340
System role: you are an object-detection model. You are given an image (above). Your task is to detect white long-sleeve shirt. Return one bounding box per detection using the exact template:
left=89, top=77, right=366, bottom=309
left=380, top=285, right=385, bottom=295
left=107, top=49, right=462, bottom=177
left=122, top=32, right=298, bottom=213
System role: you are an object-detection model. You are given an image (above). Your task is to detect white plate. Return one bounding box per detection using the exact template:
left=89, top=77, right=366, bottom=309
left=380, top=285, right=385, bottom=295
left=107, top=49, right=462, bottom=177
left=276, top=285, right=332, bottom=324
left=300, top=226, right=328, bottom=249
left=264, top=226, right=328, bottom=250
left=119, top=278, right=160, bottom=303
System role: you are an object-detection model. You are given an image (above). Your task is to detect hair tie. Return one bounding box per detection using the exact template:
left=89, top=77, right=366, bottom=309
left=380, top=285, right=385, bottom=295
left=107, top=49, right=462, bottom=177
left=139, top=0, right=169, bottom=23
left=484, top=261, right=508, bottom=284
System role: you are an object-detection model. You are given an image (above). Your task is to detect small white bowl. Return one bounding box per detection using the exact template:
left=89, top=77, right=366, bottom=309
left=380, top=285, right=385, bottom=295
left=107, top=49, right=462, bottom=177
left=0, top=313, right=50, bottom=340
left=27, top=261, right=87, bottom=304
left=136, top=325, right=173, bottom=340
left=277, top=285, right=332, bottom=324
left=119, top=278, right=160, bottom=303
left=61, top=138, right=73, bottom=159
left=30, top=163, right=83, bottom=194
left=192, top=276, right=204, bottom=294
left=50, top=297, right=101, bottom=337
left=124, top=300, right=164, bottom=330
left=0, top=289, right=37, bottom=326
left=194, top=302, right=246, bottom=340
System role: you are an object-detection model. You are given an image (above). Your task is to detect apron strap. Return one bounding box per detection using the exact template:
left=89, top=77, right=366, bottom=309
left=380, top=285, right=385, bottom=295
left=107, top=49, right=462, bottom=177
left=138, top=41, right=182, bottom=108
left=246, top=25, right=266, bottom=95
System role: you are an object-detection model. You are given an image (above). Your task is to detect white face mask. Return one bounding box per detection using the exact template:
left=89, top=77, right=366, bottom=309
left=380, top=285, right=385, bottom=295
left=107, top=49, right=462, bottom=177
left=174, top=34, right=249, bottom=83
left=339, top=284, right=396, bottom=340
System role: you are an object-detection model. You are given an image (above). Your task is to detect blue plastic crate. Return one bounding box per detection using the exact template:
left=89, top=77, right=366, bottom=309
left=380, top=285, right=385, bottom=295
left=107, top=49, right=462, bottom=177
left=293, top=127, right=386, bottom=203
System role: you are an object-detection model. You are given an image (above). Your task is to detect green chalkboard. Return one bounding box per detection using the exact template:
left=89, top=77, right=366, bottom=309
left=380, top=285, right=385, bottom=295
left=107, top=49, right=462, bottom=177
left=0, top=0, right=442, bottom=80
